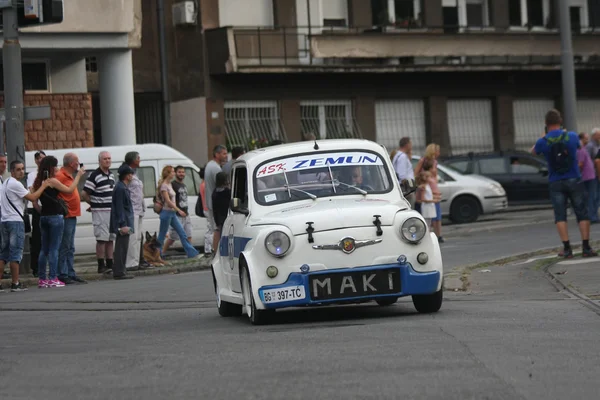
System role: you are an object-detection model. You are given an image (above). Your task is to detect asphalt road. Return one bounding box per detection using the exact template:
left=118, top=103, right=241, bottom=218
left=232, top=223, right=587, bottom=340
left=2, top=211, right=600, bottom=399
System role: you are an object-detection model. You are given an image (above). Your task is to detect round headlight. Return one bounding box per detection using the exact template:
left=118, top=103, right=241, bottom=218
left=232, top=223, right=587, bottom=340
left=265, top=231, right=291, bottom=257
left=401, top=217, right=427, bottom=243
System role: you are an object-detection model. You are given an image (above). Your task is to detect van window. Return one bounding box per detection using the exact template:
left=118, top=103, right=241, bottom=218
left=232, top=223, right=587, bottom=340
left=109, top=166, right=157, bottom=198
left=181, top=167, right=201, bottom=196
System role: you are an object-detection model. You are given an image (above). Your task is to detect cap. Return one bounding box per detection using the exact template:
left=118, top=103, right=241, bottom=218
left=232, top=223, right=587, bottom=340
left=118, top=164, right=135, bottom=177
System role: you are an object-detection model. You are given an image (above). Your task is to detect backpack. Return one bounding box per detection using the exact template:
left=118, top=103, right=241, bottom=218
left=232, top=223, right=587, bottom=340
left=545, top=132, right=572, bottom=174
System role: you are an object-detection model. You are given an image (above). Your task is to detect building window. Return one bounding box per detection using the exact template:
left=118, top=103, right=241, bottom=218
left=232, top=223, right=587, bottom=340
left=300, top=100, right=359, bottom=140
left=86, top=57, right=98, bottom=73
left=0, top=61, right=49, bottom=92
left=224, top=101, right=284, bottom=149
left=464, top=0, right=491, bottom=27
left=371, top=0, right=422, bottom=27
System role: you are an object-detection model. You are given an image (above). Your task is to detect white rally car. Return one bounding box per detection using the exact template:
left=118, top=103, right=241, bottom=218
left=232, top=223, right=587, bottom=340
left=212, top=139, right=443, bottom=325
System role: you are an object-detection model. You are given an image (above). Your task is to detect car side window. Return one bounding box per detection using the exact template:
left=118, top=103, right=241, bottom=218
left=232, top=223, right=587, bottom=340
left=509, top=156, right=543, bottom=174
left=477, top=158, right=507, bottom=174
left=437, top=169, right=454, bottom=182
left=445, top=160, right=470, bottom=174
left=109, top=167, right=157, bottom=198
left=182, top=167, right=200, bottom=196
left=233, top=166, right=248, bottom=208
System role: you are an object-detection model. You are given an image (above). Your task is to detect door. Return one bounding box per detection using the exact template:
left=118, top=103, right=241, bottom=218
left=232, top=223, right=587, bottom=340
left=475, top=156, right=512, bottom=199
left=436, top=167, right=459, bottom=217
left=226, top=164, right=249, bottom=293
left=508, top=154, right=549, bottom=203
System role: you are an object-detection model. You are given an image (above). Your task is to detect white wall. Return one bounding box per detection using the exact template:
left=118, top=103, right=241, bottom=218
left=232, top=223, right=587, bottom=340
left=50, top=57, right=87, bottom=94
left=171, top=97, right=208, bottom=168
left=219, top=0, right=274, bottom=26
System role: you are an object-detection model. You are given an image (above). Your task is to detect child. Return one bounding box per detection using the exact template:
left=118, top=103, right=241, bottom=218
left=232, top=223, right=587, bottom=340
left=212, top=172, right=231, bottom=253
left=416, top=171, right=436, bottom=226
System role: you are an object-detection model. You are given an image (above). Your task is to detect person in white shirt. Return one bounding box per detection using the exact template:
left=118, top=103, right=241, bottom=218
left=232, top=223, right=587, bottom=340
left=27, top=150, right=46, bottom=278
left=0, top=160, right=49, bottom=292
left=392, top=137, right=415, bottom=206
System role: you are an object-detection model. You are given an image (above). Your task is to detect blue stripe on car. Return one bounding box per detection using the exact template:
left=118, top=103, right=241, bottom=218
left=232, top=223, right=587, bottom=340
left=219, top=236, right=252, bottom=257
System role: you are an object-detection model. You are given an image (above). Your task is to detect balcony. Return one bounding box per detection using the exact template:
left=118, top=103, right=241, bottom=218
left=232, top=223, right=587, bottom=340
left=204, top=25, right=600, bottom=74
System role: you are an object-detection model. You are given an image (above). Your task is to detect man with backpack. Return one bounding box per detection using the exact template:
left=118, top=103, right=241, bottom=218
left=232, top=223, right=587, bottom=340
left=532, top=109, right=597, bottom=258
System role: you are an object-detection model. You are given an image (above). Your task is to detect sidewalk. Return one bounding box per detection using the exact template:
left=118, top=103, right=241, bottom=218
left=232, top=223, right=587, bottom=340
left=0, top=251, right=213, bottom=289
left=547, top=256, right=600, bottom=303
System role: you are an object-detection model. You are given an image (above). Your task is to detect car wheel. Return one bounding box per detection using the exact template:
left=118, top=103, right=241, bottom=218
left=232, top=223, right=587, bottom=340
left=412, top=289, right=443, bottom=314
left=240, top=265, right=274, bottom=325
left=450, top=196, right=480, bottom=224
left=375, top=298, right=398, bottom=306
left=212, top=268, right=242, bottom=317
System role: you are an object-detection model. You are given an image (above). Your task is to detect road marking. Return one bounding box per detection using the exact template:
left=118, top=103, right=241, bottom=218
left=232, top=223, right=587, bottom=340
left=513, top=255, right=557, bottom=265
left=556, top=258, right=597, bottom=266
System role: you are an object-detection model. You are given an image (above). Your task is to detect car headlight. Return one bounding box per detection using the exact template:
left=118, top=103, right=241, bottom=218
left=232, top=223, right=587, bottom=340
left=265, top=231, right=291, bottom=257
left=488, top=183, right=505, bottom=196
left=401, top=218, right=427, bottom=243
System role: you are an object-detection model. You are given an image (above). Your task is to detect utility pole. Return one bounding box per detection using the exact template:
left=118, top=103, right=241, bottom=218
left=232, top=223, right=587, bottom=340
left=157, top=0, right=171, bottom=146
left=2, top=2, right=25, bottom=164
left=558, top=0, right=578, bottom=132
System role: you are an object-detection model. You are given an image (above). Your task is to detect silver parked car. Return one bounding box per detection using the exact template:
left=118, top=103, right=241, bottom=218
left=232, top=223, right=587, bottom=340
left=411, top=156, right=508, bottom=224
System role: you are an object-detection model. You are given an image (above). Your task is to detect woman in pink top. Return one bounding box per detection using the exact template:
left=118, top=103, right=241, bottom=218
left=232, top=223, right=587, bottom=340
left=200, top=166, right=208, bottom=214
left=577, top=133, right=599, bottom=223
left=415, top=144, right=444, bottom=243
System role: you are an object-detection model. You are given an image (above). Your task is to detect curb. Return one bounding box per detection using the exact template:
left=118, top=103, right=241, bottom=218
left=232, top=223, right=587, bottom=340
left=543, top=259, right=600, bottom=316
left=443, top=239, right=600, bottom=292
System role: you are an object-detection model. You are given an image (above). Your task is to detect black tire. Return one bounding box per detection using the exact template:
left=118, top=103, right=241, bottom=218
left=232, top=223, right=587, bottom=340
left=240, top=265, right=274, bottom=325
left=212, top=269, right=242, bottom=317
left=449, top=196, right=480, bottom=224
left=376, top=297, right=398, bottom=306
left=412, top=289, right=443, bottom=314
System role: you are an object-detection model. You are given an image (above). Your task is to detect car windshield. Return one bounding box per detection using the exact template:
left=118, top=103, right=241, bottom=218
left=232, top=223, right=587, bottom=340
left=254, top=150, right=393, bottom=205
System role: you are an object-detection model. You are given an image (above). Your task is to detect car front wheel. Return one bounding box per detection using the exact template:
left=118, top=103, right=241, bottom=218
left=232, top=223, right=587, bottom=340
left=240, top=265, right=274, bottom=325
left=213, top=269, right=241, bottom=317
left=412, top=289, right=443, bottom=314
left=450, top=196, right=480, bottom=224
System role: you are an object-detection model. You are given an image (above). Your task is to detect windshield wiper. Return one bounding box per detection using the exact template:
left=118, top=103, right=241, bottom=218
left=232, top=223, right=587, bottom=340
left=285, top=185, right=317, bottom=200
left=334, top=180, right=368, bottom=195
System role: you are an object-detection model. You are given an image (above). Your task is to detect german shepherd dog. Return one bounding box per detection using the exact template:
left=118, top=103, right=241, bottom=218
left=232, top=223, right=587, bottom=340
left=143, top=232, right=167, bottom=267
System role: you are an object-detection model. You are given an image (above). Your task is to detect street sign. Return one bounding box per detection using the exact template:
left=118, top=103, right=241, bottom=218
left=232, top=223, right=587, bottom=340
left=0, top=105, right=52, bottom=121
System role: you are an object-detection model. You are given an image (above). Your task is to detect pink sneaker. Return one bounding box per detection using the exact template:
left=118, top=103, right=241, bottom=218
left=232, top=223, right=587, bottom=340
left=48, top=278, right=65, bottom=288
left=38, top=279, right=49, bottom=288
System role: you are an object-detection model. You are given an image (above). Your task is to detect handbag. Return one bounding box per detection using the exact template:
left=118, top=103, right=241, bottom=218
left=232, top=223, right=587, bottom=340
left=42, top=191, right=68, bottom=216
left=153, top=192, right=163, bottom=214
left=4, top=178, right=32, bottom=234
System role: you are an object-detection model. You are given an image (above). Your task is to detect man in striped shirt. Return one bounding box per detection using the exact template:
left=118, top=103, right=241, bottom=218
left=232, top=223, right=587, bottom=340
left=82, top=151, right=116, bottom=274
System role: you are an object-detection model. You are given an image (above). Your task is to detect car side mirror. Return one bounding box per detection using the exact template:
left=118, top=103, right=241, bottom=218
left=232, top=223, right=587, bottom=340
left=230, top=197, right=249, bottom=215
left=539, top=167, right=549, bottom=176
left=400, top=178, right=417, bottom=196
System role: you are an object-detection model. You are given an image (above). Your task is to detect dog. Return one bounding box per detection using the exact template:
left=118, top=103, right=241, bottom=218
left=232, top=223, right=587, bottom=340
left=143, top=232, right=168, bottom=267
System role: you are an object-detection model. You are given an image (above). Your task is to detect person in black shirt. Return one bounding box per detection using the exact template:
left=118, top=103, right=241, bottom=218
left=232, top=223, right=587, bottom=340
left=212, top=172, right=231, bottom=252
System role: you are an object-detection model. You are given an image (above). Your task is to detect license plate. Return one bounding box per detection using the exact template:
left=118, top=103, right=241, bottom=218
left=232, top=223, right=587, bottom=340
left=310, top=268, right=401, bottom=301
left=263, top=286, right=306, bottom=304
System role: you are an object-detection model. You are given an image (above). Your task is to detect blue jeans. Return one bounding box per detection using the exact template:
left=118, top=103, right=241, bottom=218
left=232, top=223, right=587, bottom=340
left=38, top=215, right=65, bottom=280
left=0, top=221, right=25, bottom=263
left=583, top=179, right=599, bottom=222
left=158, top=210, right=199, bottom=258
left=549, top=178, right=588, bottom=223
left=59, top=217, right=77, bottom=279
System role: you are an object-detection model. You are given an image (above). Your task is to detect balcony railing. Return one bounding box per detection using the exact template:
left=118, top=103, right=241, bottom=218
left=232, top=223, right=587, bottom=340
left=205, top=25, right=600, bottom=73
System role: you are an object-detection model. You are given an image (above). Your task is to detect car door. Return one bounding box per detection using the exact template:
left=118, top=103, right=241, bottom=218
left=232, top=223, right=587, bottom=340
left=475, top=156, right=513, bottom=200
left=436, top=167, right=460, bottom=216
left=225, top=164, right=249, bottom=294
left=508, top=155, right=550, bottom=203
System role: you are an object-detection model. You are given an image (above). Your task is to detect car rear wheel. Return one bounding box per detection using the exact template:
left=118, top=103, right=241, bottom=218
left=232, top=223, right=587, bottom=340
left=213, top=269, right=242, bottom=317
left=450, top=196, right=480, bottom=224
left=240, top=265, right=274, bottom=325
left=412, top=289, right=443, bottom=314
left=375, top=298, right=398, bottom=306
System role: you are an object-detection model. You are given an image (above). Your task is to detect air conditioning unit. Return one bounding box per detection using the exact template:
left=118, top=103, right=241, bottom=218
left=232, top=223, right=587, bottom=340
left=172, top=1, right=197, bottom=26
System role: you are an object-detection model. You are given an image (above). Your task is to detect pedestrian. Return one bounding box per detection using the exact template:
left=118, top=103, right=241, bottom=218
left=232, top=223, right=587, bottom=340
left=27, top=150, right=46, bottom=278
left=109, top=164, right=136, bottom=280
left=123, top=151, right=147, bottom=270
left=0, top=161, right=49, bottom=292
left=392, top=137, right=415, bottom=208
left=156, top=166, right=200, bottom=259
left=56, top=153, right=88, bottom=284
left=532, top=109, right=597, bottom=258
left=212, top=172, right=231, bottom=253
left=222, top=147, right=245, bottom=179
left=204, top=145, right=228, bottom=256
left=415, top=144, right=444, bottom=242
left=82, top=151, right=115, bottom=274
left=416, top=170, right=436, bottom=226
left=586, top=127, right=600, bottom=222
left=0, top=153, right=8, bottom=280
left=33, top=156, right=86, bottom=288
left=199, top=166, right=208, bottom=217
left=163, top=165, right=192, bottom=253
left=578, top=133, right=599, bottom=223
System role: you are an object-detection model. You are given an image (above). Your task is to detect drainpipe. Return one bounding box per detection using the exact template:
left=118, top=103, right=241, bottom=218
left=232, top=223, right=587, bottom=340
left=158, top=0, right=172, bottom=145
left=306, top=0, right=312, bottom=64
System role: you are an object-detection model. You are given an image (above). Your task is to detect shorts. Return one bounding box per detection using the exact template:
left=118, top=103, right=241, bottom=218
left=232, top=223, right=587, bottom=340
left=549, top=178, right=588, bottom=223
left=0, top=221, right=25, bottom=263
left=92, top=211, right=116, bottom=241
left=432, top=203, right=442, bottom=222
left=168, top=215, right=192, bottom=241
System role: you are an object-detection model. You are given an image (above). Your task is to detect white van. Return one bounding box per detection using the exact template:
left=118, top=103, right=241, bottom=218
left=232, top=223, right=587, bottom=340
left=25, top=144, right=208, bottom=255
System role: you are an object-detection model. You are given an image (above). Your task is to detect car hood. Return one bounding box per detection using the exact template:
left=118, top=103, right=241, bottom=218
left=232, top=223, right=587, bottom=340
left=250, top=198, right=404, bottom=235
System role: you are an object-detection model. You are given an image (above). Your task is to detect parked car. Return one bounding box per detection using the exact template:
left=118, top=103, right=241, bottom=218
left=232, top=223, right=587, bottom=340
left=440, top=151, right=550, bottom=204
left=213, top=139, right=444, bottom=325
left=410, top=156, right=508, bottom=224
